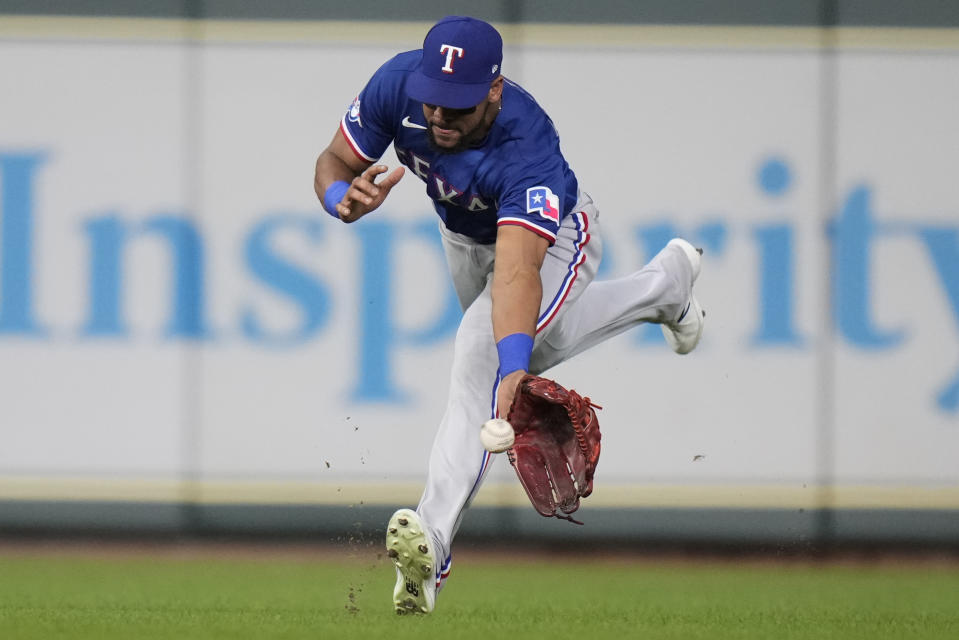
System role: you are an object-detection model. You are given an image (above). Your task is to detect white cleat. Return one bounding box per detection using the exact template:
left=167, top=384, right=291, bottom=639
left=385, top=508, right=436, bottom=615
left=661, top=238, right=705, bottom=355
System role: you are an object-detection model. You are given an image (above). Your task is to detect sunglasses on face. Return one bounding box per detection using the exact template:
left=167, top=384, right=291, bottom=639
left=424, top=103, right=478, bottom=116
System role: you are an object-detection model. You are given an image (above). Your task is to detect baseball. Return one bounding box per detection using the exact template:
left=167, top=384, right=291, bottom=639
left=480, top=418, right=515, bottom=453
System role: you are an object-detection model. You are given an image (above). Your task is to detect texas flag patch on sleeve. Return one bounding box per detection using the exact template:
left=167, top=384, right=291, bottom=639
left=526, top=186, right=560, bottom=223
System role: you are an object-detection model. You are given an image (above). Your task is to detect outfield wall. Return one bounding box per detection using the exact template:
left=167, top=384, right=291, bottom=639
left=0, top=4, right=957, bottom=545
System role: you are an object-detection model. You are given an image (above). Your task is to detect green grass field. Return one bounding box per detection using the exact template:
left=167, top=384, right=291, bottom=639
left=1, top=543, right=957, bottom=639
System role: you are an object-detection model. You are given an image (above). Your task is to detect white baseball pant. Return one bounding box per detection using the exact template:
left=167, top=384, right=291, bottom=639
left=415, top=190, right=696, bottom=589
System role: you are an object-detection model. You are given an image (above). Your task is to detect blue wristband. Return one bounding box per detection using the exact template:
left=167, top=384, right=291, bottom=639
left=323, top=181, right=350, bottom=218
left=496, top=333, right=534, bottom=377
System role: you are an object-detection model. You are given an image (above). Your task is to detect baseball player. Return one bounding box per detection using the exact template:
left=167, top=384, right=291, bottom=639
left=314, top=16, right=705, bottom=614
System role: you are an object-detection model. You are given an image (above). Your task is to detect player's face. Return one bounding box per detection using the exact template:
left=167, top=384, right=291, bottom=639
left=423, top=100, right=490, bottom=153
left=423, top=78, right=503, bottom=154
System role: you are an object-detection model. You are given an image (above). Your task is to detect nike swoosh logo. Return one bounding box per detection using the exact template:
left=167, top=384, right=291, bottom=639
left=402, top=116, right=427, bottom=130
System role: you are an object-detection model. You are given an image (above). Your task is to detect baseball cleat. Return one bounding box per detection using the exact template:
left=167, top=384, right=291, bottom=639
left=661, top=238, right=706, bottom=355
left=385, top=508, right=436, bottom=615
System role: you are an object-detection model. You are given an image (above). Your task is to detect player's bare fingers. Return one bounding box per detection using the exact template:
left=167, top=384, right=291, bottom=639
left=360, top=164, right=389, bottom=184
left=380, top=166, right=406, bottom=189
left=347, top=180, right=376, bottom=206
left=353, top=170, right=388, bottom=198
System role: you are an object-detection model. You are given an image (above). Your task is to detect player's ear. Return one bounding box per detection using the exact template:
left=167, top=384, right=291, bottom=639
left=488, top=76, right=504, bottom=103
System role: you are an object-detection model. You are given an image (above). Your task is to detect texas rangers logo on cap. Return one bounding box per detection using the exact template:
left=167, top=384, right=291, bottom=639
left=439, top=44, right=464, bottom=73
left=526, top=186, right=560, bottom=223
left=406, top=16, right=503, bottom=110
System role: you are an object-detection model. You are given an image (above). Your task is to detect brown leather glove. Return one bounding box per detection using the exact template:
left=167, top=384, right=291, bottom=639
left=506, top=374, right=601, bottom=523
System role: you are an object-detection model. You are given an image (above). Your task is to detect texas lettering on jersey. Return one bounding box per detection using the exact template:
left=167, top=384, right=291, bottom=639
left=394, top=147, right=492, bottom=212
left=338, top=50, right=578, bottom=245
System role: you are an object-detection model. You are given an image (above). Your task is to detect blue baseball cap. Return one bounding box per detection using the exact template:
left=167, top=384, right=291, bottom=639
left=406, top=16, right=503, bottom=109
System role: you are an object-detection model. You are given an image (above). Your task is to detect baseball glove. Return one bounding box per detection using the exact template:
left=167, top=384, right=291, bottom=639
left=506, top=374, right=601, bottom=523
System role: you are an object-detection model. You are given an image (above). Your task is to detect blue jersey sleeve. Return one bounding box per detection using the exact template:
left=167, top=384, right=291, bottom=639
left=493, top=120, right=570, bottom=244
left=339, top=52, right=418, bottom=163
left=495, top=166, right=565, bottom=243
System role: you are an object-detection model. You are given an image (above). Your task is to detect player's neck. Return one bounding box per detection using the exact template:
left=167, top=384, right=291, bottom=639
left=470, top=100, right=502, bottom=148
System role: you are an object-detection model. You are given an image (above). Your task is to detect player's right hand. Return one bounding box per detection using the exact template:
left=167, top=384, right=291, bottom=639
left=336, top=164, right=405, bottom=222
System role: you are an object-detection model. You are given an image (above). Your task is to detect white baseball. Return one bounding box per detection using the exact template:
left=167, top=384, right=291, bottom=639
left=480, top=418, right=515, bottom=453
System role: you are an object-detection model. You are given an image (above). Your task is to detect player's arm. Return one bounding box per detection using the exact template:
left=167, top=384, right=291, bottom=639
left=491, top=224, right=550, bottom=416
left=314, top=127, right=405, bottom=223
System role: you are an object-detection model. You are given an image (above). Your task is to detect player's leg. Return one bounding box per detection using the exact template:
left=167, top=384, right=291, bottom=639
left=415, top=288, right=498, bottom=567
left=532, top=235, right=703, bottom=373
left=414, top=201, right=605, bottom=578
left=388, top=301, right=497, bottom=613
left=419, top=222, right=499, bottom=557
left=388, top=224, right=498, bottom=613
left=403, top=208, right=603, bottom=605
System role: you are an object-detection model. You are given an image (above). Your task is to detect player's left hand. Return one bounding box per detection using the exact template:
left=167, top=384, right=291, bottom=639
left=496, top=369, right=526, bottom=418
